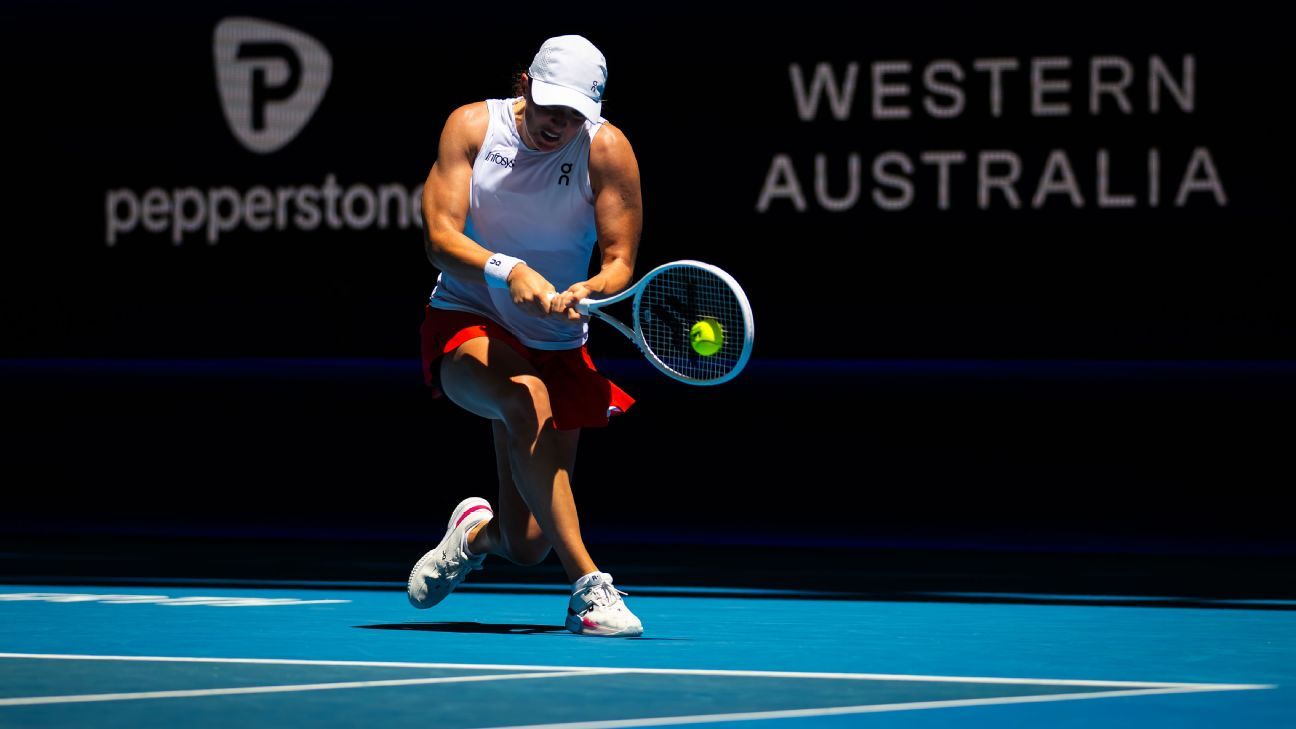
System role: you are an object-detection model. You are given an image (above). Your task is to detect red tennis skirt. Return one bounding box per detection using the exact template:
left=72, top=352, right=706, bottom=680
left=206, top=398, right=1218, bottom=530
left=419, top=306, right=634, bottom=430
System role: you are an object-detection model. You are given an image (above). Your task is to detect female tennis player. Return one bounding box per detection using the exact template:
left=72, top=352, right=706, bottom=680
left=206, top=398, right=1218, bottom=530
left=406, top=35, right=644, bottom=637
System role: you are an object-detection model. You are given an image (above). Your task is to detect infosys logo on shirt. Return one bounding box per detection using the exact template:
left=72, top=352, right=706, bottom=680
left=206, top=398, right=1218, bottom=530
left=485, top=150, right=515, bottom=169
left=213, top=17, right=332, bottom=154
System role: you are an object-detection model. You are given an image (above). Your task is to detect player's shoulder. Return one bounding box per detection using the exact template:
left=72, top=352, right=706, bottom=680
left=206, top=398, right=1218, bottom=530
left=445, top=101, right=491, bottom=135
left=592, top=119, right=632, bottom=152
left=589, top=120, right=637, bottom=172
left=439, top=101, right=492, bottom=158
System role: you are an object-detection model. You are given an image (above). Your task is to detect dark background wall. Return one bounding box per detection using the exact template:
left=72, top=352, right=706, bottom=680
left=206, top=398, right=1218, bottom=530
left=2, top=1, right=1292, bottom=573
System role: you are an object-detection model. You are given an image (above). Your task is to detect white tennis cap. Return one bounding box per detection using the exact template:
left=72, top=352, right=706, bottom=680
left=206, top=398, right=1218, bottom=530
left=528, top=35, right=607, bottom=120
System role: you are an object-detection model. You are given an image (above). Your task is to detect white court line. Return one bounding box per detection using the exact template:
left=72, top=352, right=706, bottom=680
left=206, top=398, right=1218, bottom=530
left=490, top=686, right=1272, bottom=729
left=0, top=669, right=623, bottom=707
left=0, top=653, right=1270, bottom=691
left=0, top=653, right=591, bottom=673
left=0, top=592, right=350, bottom=607
left=0, top=652, right=1272, bottom=718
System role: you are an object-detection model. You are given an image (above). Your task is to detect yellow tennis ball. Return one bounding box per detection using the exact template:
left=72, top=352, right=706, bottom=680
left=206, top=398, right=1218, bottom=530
left=690, top=318, right=724, bottom=356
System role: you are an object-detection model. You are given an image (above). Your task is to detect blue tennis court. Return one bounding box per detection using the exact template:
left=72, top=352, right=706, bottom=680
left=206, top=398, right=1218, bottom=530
left=2, top=581, right=1290, bottom=728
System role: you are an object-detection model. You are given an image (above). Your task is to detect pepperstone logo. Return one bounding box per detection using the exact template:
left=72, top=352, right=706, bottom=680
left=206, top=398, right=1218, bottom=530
left=104, top=18, right=424, bottom=247
left=214, top=17, right=332, bottom=154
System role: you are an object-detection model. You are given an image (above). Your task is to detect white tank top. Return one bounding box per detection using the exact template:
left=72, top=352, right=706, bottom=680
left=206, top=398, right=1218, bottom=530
left=429, top=97, right=602, bottom=350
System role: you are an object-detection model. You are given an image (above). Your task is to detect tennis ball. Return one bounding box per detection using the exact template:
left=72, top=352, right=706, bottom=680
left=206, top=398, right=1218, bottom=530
left=690, top=318, right=724, bottom=356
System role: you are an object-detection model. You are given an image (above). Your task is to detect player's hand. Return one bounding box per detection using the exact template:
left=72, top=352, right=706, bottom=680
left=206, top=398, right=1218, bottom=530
left=507, top=264, right=558, bottom=316
left=550, top=282, right=593, bottom=320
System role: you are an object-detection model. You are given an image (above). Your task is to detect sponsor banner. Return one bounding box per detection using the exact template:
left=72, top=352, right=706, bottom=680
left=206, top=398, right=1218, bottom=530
left=5, top=3, right=1290, bottom=357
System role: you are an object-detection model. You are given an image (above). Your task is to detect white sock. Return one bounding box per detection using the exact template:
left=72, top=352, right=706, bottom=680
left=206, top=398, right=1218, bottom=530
left=573, top=571, right=610, bottom=591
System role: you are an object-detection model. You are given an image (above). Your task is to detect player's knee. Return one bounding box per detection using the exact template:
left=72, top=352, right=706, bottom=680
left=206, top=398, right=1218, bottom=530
left=498, top=374, right=553, bottom=428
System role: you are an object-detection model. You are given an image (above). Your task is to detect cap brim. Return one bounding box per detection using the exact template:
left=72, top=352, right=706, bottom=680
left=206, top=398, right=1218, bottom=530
left=529, top=78, right=601, bottom=121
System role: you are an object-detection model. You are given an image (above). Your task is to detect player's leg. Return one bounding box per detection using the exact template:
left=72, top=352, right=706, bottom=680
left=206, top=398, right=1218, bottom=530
left=436, top=335, right=642, bottom=636
left=477, top=420, right=571, bottom=566
left=438, top=336, right=597, bottom=581
left=460, top=420, right=567, bottom=566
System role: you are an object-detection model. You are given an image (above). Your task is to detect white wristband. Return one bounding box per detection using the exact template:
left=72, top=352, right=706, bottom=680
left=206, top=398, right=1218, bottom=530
left=484, top=254, right=525, bottom=289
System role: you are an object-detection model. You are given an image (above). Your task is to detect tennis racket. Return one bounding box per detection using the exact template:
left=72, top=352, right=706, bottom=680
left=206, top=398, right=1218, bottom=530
left=575, top=260, right=754, bottom=385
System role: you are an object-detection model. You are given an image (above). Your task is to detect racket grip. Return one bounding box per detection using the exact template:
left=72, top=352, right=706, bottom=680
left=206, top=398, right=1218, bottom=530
left=547, top=292, right=591, bottom=317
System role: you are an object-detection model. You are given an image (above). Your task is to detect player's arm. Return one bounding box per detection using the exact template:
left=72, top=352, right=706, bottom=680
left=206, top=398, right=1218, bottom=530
left=552, top=122, right=643, bottom=320
left=422, top=103, right=556, bottom=314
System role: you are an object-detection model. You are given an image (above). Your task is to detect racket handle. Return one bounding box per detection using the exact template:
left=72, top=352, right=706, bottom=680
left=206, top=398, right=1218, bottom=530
left=546, top=291, right=592, bottom=317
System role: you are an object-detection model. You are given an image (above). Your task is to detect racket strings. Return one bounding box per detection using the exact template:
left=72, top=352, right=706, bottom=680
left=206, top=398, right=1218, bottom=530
left=636, top=266, right=746, bottom=382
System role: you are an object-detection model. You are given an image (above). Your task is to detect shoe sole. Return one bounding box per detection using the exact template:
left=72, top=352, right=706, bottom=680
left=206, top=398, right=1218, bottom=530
left=406, top=497, right=492, bottom=609
left=564, top=615, right=643, bottom=637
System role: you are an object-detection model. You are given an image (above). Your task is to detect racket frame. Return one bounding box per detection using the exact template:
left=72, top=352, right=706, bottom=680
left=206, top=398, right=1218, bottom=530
left=576, top=260, right=754, bottom=385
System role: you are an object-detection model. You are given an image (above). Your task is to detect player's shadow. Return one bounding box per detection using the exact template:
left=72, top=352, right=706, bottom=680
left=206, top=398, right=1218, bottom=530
left=358, top=622, right=563, bottom=635
left=356, top=622, right=680, bottom=639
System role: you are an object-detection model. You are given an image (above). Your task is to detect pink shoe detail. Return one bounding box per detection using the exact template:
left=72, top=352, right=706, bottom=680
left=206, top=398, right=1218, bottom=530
left=455, top=505, right=493, bottom=528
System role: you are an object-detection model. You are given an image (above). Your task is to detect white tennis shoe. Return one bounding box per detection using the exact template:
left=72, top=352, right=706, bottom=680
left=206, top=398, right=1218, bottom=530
left=407, top=497, right=493, bottom=609
left=566, top=572, right=643, bottom=637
